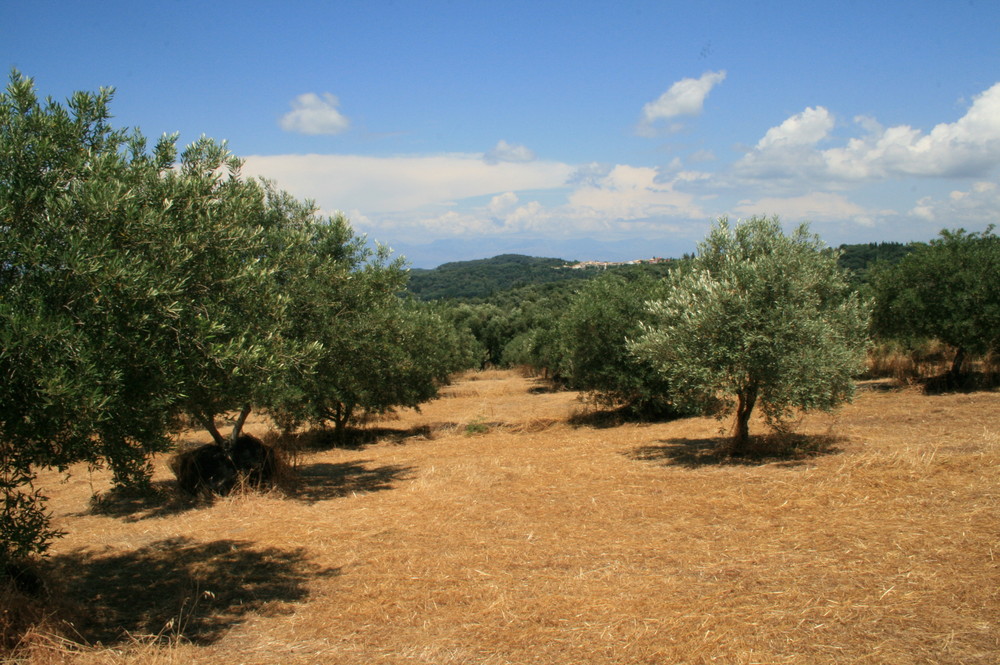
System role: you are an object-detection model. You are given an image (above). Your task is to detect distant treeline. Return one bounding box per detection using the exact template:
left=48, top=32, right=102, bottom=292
left=836, top=241, right=914, bottom=280
left=406, top=254, right=590, bottom=300
left=405, top=243, right=915, bottom=301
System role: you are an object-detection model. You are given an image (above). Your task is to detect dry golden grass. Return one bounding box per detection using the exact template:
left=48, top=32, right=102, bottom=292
left=864, top=342, right=999, bottom=388
left=10, top=370, right=1000, bottom=664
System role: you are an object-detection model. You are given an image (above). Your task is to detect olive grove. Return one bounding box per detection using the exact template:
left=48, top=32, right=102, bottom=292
left=0, top=72, right=471, bottom=566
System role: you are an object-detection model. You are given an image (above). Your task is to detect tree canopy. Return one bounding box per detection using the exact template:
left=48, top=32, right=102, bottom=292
left=0, top=71, right=474, bottom=565
left=631, top=216, right=871, bottom=453
left=559, top=271, right=680, bottom=415
left=870, top=226, right=1000, bottom=382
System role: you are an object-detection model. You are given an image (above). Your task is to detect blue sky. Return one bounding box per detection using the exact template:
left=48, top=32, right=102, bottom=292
left=4, top=1, right=1000, bottom=267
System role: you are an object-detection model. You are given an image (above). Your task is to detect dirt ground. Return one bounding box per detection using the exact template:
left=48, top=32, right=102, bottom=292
left=14, top=370, right=1000, bottom=664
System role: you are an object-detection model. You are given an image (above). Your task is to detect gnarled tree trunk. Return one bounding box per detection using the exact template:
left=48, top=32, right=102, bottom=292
left=229, top=404, right=253, bottom=443
left=193, top=410, right=226, bottom=446
left=947, top=347, right=967, bottom=387
left=193, top=404, right=253, bottom=448
left=732, top=382, right=758, bottom=455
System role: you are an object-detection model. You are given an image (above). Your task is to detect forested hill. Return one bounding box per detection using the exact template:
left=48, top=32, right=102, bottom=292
left=836, top=241, right=914, bottom=277
left=404, top=243, right=916, bottom=301
left=405, top=254, right=593, bottom=300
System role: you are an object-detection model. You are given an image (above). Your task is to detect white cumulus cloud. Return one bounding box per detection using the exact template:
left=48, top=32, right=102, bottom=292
left=242, top=151, right=717, bottom=244
left=908, top=180, right=1000, bottom=224
left=279, top=92, right=350, bottom=135
left=638, top=70, right=726, bottom=135
left=735, top=82, right=1000, bottom=186
left=822, top=82, right=1000, bottom=179
left=756, top=106, right=835, bottom=149
left=568, top=165, right=706, bottom=222
left=488, top=191, right=520, bottom=215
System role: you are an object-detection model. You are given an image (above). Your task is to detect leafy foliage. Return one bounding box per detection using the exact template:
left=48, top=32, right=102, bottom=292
left=1, top=71, right=185, bottom=561
left=631, top=216, right=871, bottom=453
left=870, top=226, right=1000, bottom=381
left=560, top=272, right=684, bottom=415
left=434, top=280, right=577, bottom=369
left=272, top=234, right=479, bottom=436
left=0, top=71, right=477, bottom=564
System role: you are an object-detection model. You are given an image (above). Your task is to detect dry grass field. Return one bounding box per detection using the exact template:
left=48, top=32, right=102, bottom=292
left=8, top=369, right=1000, bottom=664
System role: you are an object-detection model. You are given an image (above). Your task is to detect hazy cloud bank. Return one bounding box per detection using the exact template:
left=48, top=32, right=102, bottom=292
left=245, top=80, right=1000, bottom=265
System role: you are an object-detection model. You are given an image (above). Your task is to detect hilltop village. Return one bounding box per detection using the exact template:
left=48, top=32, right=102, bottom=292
left=568, top=256, right=673, bottom=269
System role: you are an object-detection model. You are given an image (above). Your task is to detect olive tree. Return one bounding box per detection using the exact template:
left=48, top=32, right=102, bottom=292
left=560, top=271, right=681, bottom=416
left=871, top=226, right=999, bottom=384
left=158, top=164, right=323, bottom=447
left=267, top=218, right=480, bottom=438
left=631, top=216, right=870, bottom=453
left=0, top=71, right=325, bottom=563
left=0, top=71, right=188, bottom=562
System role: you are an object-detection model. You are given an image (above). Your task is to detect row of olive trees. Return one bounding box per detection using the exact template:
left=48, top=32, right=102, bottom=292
left=461, top=217, right=869, bottom=454
left=494, top=218, right=996, bottom=454
left=0, top=72, right=475, bottom=566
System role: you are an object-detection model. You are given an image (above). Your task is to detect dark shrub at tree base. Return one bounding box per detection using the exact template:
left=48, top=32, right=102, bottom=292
left=170, top=436, right=279, bottom=497
left=170, top=445, right=238, bottom=497
left=230, top=435, right=277, bottom=487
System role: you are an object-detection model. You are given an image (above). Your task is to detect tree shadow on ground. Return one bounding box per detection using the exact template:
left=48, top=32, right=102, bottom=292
left=627, top=433, right=845, bottom=469
left=342, top=425, right=436, bottom=448
left=527, top=378, right=564, bottom=394
left=568, top=405, right=687, bottom=430
left=289, top=461, right=414, bottom=504
left=270, top=424, right=436, bottom=454
left=856, top=378, right=905, bottom=393
left=83, top=480, right=204, bottom=522
left=84, top=458, right=415, bottom=519
left=568, top=407, right=636, bottom=429
left=85, top=480, right=210, bottom=522
left=921, top=370, right=999, bottom=395
left=44, top=537, right=339, bottom=647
